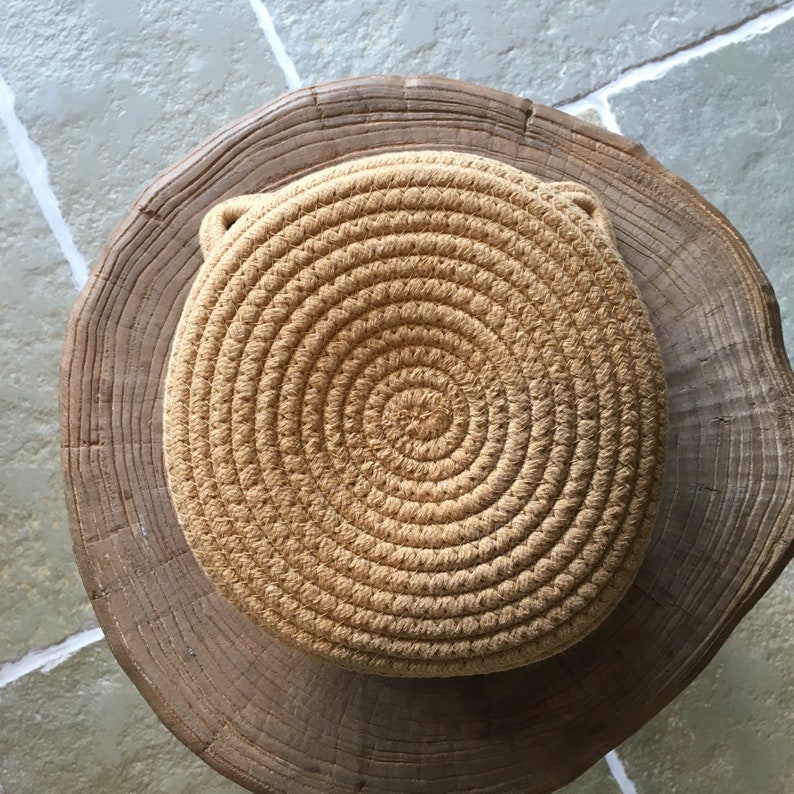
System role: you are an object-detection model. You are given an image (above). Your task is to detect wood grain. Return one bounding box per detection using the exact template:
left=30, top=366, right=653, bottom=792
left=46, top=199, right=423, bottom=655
left=60, top=76, right=794, bottom=793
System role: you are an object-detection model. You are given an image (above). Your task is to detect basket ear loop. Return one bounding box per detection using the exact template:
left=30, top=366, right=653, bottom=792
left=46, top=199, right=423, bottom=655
left=199, top=195, right=263, bottom=257
left=549, top=182, right=618, bottom=247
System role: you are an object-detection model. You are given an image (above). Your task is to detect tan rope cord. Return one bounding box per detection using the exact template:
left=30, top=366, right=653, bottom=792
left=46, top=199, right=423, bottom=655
left=163, top=150, right=668, bottom=677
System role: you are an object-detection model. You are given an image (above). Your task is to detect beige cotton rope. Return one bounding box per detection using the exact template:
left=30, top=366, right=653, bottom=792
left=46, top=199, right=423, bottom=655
left=162, top=150, right=668, bottom=677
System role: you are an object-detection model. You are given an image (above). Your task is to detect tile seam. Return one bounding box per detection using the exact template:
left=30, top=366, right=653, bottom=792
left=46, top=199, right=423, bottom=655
left=605, top=750, right=638, bottom=794
left=557, top=0, right=794, bottom=117
left=0, top=627, right=103, bottom=689
left=0, top=69, right=89, bottom=290
left=559, top=95, right=622, bottom=134
left=247, top=0, right=302, bottom=89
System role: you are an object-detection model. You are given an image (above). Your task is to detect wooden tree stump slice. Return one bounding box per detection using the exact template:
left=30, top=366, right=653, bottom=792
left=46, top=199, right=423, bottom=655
left=60, top=76, right=794, bottom=794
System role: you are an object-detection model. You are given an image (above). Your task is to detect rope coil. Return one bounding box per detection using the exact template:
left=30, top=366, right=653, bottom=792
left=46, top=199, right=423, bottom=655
left=163, top=150, right=667, bottom=677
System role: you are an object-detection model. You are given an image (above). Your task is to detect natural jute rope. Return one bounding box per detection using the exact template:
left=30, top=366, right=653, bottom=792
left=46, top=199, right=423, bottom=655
left=163, top=150, right=668, bottom=677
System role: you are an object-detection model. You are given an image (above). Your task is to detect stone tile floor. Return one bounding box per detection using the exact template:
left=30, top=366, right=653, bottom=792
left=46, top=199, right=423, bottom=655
left=0, top=1, right=791, bottom=791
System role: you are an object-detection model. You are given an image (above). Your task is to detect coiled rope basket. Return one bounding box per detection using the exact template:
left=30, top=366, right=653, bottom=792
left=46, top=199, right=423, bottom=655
left=163, top=150, right=667, bottom=677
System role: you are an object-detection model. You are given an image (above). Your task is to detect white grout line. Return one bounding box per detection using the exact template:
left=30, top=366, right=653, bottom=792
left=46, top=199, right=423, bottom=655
left=560, top=95, right=623, bottom=134
left=590, top=96, right=622, bottom=135
left=247, top=0, right=302, bottom=90
left=605, top=750, right=638, bottom=794
left=557, top=0, right=794, bottom=126
left=0, top=627, right=104, bottom=688
left=0, top=69, right=89, bottom=290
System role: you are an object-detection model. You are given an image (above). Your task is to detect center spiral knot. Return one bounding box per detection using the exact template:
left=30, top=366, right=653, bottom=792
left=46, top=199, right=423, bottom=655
left=388, top=388, right=453, bottom=442
left=163, top=150, right=667, bottom=677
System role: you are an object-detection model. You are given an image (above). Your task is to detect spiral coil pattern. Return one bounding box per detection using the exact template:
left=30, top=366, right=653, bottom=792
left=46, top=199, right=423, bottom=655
left=163, top=150, right=667, bottom=677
